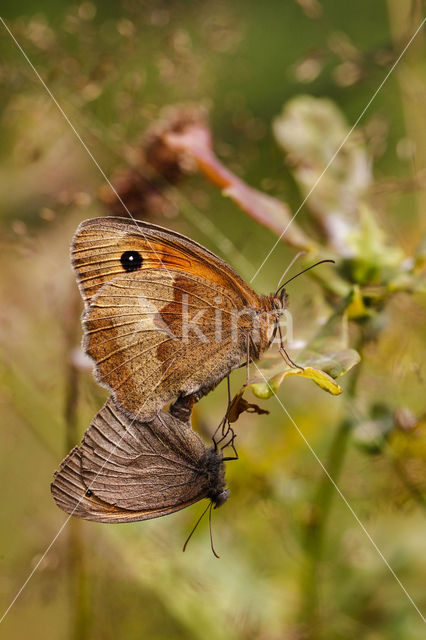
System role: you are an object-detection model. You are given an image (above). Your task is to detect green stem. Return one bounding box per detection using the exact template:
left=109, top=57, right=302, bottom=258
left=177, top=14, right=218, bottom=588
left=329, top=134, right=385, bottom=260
left=298, top=420, right=351, bottom=635
left=63, top=288, right=91, bottom=640
left=386, top=0, right=426, bottom=234
left=68, top=520, right=91, bottom=640
left=298, top=347, right=363, bottom=637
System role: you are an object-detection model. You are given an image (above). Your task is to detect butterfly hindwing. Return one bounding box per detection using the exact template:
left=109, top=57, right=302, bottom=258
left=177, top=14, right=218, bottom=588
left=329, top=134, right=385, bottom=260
left=83, top=268, right=252, bottom=417
left=51, top=398, right=227, bottom=523
left=80, top=398, right=210, bottom=509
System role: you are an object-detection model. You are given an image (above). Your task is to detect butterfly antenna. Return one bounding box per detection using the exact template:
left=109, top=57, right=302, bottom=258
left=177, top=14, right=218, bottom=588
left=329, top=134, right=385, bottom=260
left=183, top=502, right=211, bottom=553
left=275, top=251, right=306, bottom=291
left=275, top=259, right=335, bottom=296
left=209, top=502, right=220, bottom=559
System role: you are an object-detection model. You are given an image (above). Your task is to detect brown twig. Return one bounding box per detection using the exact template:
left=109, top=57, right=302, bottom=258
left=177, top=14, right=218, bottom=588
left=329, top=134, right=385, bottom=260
left=158, top=117, right=315, bottom=251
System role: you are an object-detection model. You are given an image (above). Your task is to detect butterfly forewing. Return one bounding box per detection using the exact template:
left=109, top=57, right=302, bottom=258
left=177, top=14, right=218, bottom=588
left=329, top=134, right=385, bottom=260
left=83, top=269, right=252, bottom=418
left=71, top=217, right=278, bottom=420
left=80, top=398, right=208, bottom=509
left=51, top=399, right=225, bottom=522
left=72, top=217, right=259, bottom=306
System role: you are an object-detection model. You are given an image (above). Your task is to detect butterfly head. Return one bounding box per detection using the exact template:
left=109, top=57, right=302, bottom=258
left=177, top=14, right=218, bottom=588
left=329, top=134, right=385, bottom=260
left=270, top=287, right=288, bottom=313
left=212, top=487, right=230, bottom=508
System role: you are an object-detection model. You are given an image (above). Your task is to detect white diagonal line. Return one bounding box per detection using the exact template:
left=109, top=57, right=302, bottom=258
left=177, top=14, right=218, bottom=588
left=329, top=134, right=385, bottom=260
left=0, top=18, right=131, bottom=221
left=65, top=107, right=254, bottom=275
left=0, top=358, right=177, bottom=625
left=251, top=360, right=426, bottom=624
left=2, top=8, right=425, bottom=628
left=0, top=519, right=70, bottom=625
left=0, top=17, right=178, bottom=287
left=0, top=15, right=254, bottom=280
left=250, top=17, right=426, bottom=284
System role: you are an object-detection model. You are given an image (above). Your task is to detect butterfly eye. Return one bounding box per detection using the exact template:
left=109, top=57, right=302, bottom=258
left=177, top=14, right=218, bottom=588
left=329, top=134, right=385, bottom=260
left=120, top=250, right=143, bottom=272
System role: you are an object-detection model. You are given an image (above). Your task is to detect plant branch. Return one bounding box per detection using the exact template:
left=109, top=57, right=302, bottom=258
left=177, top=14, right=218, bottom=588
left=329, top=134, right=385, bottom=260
left=297, top=346, right=364, bottom=636
left=63, top=287, right=91, bottom=640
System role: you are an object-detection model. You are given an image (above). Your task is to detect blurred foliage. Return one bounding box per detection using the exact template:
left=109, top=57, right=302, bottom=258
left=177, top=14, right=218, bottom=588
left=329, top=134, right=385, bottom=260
left=0, top=2, right=426, bottom=640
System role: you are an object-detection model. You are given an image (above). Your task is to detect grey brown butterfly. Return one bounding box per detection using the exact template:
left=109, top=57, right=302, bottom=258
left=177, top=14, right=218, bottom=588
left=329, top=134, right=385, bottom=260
left=72, top=217, right=289, bottom=421
left=51, top=398, right=231, bottom=524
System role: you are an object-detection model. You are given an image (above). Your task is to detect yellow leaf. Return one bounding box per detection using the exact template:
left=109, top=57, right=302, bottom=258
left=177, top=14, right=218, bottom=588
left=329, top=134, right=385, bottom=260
left=250, top=366, right=343, bottom=398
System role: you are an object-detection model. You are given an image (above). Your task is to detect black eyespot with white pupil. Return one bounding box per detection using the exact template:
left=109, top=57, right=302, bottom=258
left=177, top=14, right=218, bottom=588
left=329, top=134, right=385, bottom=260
left=120, top=250, right=143, bottom=272
left=85, top=489, right=92, bottom=497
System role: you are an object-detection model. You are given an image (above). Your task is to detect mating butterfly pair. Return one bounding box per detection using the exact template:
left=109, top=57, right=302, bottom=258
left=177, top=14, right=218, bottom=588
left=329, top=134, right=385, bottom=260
left=51, top=217, right=290, bottom=530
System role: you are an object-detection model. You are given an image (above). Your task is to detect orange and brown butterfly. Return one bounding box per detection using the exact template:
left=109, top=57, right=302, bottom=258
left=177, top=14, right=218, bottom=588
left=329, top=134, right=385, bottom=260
left=51, top=398, right=231, bottom=524
left=72, top=217, right=289, bottom=420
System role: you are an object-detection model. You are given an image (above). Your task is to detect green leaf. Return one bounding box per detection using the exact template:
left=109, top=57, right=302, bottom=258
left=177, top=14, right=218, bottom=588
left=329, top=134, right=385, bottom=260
left=273, top=96, right=372, bottom=254
left=299, top=308, right=361, bottom=376
left=300, top=348, right=361, bottom=379
left=247, top=307, right=360, bottom=400
left=344, top=205, right=404, bottom=285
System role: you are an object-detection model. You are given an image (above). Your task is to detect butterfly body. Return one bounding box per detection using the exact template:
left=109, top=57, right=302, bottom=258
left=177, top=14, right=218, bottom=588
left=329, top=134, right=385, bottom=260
left=51, top=398, right=229, bottom=523
left=72, top=217, right=287, bottom=419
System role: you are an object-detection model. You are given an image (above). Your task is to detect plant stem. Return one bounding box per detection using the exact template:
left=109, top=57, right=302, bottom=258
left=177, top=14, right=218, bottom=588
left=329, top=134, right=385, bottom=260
left=386, top=0, right=426, bottom=235
left=68, top=519, right=91, bottom=640
left=298, top=350, right=363, bottom=637
left=298, top=419, right=351, bottom=635
left=63, top=288, right=91, bottom=640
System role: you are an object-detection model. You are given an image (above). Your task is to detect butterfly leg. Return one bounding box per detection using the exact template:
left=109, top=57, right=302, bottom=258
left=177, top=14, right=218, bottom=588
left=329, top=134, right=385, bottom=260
left=245, top=334, right=251, bottom=385
left=223, top=375, right=232, bottom=436
left=278, top=325, right=304, bottom=370
left=212, top=374, right=236, bottom=450
left=212, top=416, right=228, bottom=449
left=222, top=426, right=239, bottom=461
left=214, top=391, right=239, bottom=460
left=213, top=421, right=237, bottom=456
left=212, top=415, right=235, bottom=452
left=211, top=375, right=232, bottom=448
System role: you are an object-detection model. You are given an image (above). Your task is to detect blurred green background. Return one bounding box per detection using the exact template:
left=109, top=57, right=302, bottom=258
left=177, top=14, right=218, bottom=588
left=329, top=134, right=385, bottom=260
left=1, top=1, right=425, bottom=639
